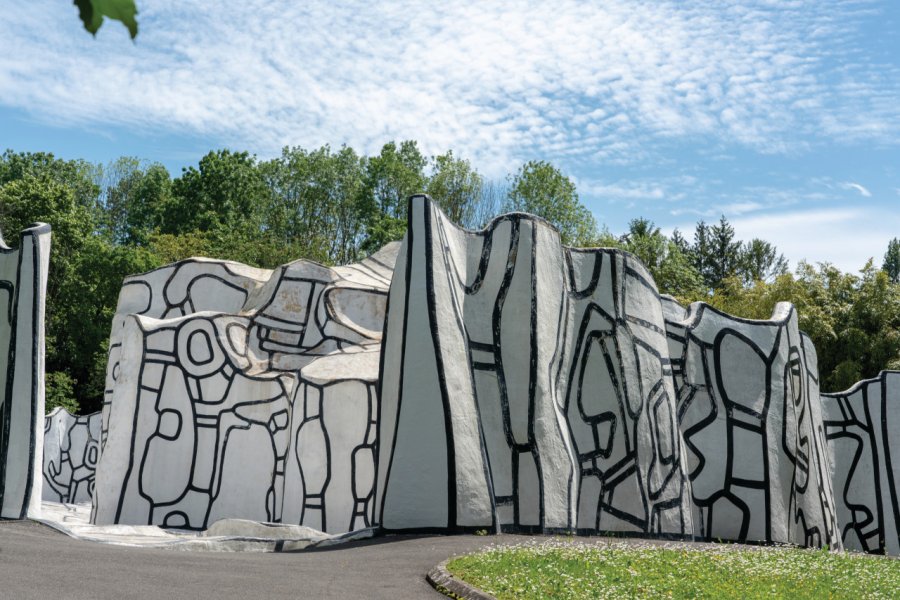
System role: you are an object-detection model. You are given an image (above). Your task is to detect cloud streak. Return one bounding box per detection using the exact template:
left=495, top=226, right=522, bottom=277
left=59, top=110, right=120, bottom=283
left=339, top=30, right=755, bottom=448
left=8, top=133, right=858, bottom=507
left=1, top=1, right=898, bottom=175
left=841, top=182, right=872, bottom=197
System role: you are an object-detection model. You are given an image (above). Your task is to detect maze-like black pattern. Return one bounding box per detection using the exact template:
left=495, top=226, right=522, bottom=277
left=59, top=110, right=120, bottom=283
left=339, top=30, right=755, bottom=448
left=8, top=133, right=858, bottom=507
left=563, top=252, right=690, bottom=535
left=378, top=196, right=691, bottom=535
left=287, top=356, right=379, bottom=533
left=664, top=299, right=840, bottom=549
left=102, top=316, right=293, bottom=529
left=822, top=371, right=900, bottom=555
left=43, top=408, right=101, bottom=504
left=95, top=249, right=395, bottom=533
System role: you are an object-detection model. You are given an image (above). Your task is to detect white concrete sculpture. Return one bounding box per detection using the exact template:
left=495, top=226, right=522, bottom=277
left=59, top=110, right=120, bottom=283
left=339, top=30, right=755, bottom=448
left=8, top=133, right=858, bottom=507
left=0, top=223, right=50, bottom=519
left=73, top=194, right=899, bottom=556
left=822, top=371, right=900, bottom=555
left=663, top=296, right=841, bottom=549
left=92, top=245, right=397, bottom=532
left=42, top=408, right=101, bottom=503
left=376, top=195, right=693, bottom=535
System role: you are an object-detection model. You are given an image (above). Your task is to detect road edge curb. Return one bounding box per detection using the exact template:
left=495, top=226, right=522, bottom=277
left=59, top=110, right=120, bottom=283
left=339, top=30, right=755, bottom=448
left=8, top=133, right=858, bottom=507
left=426, top=559, right=496, bottom=600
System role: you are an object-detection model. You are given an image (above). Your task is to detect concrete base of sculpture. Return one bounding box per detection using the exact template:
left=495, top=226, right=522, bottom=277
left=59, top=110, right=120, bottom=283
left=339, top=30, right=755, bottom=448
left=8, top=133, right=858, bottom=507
left=39, top=501, right=373, bottom=551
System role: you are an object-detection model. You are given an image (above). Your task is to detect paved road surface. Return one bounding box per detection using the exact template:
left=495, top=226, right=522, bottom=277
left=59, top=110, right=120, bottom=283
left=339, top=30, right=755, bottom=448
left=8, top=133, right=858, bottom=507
left=0, top=520, right=508, bottom=599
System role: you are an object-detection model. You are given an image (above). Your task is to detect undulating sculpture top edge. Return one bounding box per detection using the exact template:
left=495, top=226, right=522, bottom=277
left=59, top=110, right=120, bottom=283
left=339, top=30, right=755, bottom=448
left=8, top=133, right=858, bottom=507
left=820, top=369, right=900, bottom=397
left=0, top=222, right=51, bottom=253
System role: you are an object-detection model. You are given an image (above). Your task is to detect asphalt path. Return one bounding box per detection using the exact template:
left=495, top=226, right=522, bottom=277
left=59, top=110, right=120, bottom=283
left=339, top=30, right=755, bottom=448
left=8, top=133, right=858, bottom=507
left=0, top=520, right=509, bottom=599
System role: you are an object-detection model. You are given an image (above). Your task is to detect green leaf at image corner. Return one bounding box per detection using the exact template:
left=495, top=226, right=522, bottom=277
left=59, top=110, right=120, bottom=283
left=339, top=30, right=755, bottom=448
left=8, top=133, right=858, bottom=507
left=74, top=0, right=139, bottom=39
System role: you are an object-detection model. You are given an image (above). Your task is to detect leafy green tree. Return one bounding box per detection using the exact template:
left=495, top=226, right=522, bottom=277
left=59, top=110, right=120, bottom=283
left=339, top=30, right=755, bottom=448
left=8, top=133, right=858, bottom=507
left=164, top=150, right=270, bottom=236
left=45, top=372, right=80, bottom=414
left=504, top=160, right=598, bottom=246
left=99, top=157, right=172, bottom=245
left=262, top=145, right=366, bottom=265
left=691, top=221, right=712, bottom=288
left=883, top=237, right=900, bottom=284
left=671, top=228, right=691, bottom=256
left=0, top=164, right=158, bottom=413
left=359, top=141, right=428, bottom=253
left=619, top=218, right=703, bottom=301
left=0, top=150, right=101, bottom=212
left=708, top=215, right=743, bottom=289
left=427, top=151, right=484, bottom=228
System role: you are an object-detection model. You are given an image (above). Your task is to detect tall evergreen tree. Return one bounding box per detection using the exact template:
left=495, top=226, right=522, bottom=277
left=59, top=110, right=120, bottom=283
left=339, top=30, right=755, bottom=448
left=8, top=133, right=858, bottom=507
left=741, top=238, right=788, bottom=284
left=883, top=237, right=900, bottom=284
left=708, top=215, right=742, bottom=289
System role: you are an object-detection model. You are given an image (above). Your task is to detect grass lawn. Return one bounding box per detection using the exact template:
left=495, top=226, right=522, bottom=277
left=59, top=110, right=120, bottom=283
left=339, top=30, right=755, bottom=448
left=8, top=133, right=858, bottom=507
left=446, top=539, right=900, bottom=599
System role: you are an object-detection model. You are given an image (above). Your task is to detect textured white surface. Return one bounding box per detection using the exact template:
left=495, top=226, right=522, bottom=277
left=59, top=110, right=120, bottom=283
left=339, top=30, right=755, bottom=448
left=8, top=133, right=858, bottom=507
left=377, top=196, right=692, bottom=535
left=0, top=223, right=50, bottom=519
left=93, top=245, right=397, bottom=533
left=42, top=408, right=101, bottom=503
left=822, top=371, right=900, bottom=555
left=664, top=299, right=841, bottom=549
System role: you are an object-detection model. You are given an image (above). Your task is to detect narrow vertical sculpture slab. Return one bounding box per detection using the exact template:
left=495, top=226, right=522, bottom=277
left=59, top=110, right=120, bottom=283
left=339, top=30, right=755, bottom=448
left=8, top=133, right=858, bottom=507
left=0, top=223, right=50, bottom=519
left=283, top=347, right=380, bottom=533
left=42, top=408, right=101, bottom=503
left=562, top=251, right=691, bottom=535
left=822, top=371, right=900, bottom=554
left=664, top=298, right=840, bottom=549
left=377, top=196, right=692, bottom=535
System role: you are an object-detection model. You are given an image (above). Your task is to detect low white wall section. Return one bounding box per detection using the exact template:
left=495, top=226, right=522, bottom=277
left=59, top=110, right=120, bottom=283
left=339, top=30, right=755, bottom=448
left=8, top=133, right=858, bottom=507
left=822, top=371, right=900, bottom=555
left=42, top=408, right=101, bottom=503
left=663, top=297, right=841, bottom=549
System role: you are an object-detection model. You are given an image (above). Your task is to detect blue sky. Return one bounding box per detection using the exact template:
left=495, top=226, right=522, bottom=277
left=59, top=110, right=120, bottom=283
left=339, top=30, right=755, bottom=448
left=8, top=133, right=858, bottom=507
left=1, top=1, right=898, bottom=271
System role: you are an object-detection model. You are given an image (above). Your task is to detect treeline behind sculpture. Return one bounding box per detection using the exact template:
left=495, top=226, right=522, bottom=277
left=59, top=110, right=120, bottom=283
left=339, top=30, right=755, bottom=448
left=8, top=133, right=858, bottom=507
left=1, top=146, right=899, bottom=414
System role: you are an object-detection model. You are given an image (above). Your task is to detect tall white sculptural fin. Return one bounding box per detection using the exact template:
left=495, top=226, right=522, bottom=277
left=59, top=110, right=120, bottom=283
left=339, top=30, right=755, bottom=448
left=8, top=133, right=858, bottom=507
left=0, top=223, right=51, bottom=519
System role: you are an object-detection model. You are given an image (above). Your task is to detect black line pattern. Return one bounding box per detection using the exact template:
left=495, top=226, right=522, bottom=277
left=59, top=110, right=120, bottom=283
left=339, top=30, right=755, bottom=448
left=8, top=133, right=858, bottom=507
left=283, top=349, right=380, bottom=533
left=0, top=223, right=50, bottom=519
left=377, top=196, right=692, bottom=535
left=663, top=297, right=841, bottom=549
left=93, top=246, right=397, bottom=533
left=822, top=370, right=900, bottom=555
left=42, top=408, right=101, bottom=503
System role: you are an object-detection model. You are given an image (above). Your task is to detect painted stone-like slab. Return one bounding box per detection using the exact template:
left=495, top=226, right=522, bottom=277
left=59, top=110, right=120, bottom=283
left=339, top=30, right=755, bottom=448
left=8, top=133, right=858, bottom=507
left=822, top=371, right=900, bottom=555
left=663, top=297, right=841, bottom=549
left=376, top=196, right=692, bottom=535
left=42, top=408, right=101, bottom=504
left=0, top=223, right=50, bottom=519
left=282, top=347, right=380, bottom=533
left=93, top=246, right=397, bottom=533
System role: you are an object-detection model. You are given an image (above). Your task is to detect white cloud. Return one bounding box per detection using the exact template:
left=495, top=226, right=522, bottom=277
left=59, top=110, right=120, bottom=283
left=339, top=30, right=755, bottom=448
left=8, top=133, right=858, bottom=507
left=728, top=208, right=898, bottom=272
left=840, top=182, right=872, bottom=197
left=0, top=1, right=897, bottom=174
